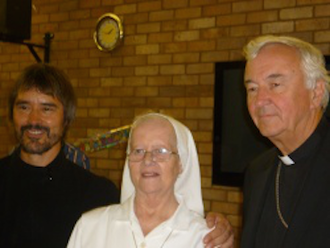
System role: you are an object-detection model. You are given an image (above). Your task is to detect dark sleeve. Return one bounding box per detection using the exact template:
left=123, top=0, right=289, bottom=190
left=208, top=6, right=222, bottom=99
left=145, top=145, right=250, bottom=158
left=82, top=173, right=120, bottom=212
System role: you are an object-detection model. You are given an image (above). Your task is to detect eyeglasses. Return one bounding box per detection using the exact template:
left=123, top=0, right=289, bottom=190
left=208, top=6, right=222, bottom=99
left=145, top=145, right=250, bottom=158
left=128, top=148, right=178, bottom=162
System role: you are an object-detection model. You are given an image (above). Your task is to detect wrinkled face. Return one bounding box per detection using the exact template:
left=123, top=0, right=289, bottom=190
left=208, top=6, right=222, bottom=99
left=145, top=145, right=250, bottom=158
left=244, top=44, right=316, bottom=144
left=13, top=88, right=65, bottom=155
left=129, top=118, right=182, bottom=197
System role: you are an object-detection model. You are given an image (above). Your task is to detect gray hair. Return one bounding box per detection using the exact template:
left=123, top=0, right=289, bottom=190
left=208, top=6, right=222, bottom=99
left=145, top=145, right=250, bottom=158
left=243, top=35, right=330, bottom=110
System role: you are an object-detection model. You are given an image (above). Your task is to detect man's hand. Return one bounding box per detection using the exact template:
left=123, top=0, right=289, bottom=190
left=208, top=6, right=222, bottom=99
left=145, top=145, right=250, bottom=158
left=203, top=212, right=234, bottom=248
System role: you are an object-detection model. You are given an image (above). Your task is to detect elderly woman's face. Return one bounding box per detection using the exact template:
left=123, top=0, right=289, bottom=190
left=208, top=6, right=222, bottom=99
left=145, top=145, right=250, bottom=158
left=129, top=117, right=182, bottom=197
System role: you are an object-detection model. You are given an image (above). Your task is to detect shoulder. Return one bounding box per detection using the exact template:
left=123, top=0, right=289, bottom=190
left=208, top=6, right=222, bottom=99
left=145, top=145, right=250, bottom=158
left=78, top=203, right=123, bottom=227
left=246, top=147, right=277, bottom=173
left=61, top=158, right=120, bottom=206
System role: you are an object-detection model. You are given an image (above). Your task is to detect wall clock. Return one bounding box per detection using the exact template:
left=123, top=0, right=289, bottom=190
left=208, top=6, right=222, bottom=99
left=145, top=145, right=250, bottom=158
left=93, top=13, right=124, bottom=52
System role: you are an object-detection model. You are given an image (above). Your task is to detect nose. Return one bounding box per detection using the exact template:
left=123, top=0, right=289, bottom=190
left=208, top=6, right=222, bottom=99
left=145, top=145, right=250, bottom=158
left=254, top=87, right=270, bottom=107
left=27, top=108, right=42, bottom=124
left=143, top=151, right=156, bottom=165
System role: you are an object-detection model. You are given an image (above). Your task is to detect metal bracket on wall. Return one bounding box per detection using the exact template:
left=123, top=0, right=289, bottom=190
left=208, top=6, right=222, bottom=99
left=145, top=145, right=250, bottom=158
left=5, top=32, right=54, bottom=63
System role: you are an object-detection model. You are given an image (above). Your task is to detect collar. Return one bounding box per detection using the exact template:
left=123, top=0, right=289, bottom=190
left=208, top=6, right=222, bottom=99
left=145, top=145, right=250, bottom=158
left=277, top=117, right=329, bottom=165
left=113, top=194, right=195, bottom=231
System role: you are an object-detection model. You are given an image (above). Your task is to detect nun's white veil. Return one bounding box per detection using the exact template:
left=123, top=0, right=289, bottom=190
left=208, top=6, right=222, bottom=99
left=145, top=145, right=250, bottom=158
left=120, top=113, right=204, bottom=216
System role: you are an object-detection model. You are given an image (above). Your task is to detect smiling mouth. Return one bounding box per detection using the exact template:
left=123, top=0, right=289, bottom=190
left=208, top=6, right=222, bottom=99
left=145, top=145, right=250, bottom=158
left=142, top=172, right=159, bottom=178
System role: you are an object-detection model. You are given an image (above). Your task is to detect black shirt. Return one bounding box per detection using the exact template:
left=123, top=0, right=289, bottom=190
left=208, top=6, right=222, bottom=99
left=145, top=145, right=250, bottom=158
left=0, top=148, right=119, bottom=248
left=255, top=118, right=327, bottom=248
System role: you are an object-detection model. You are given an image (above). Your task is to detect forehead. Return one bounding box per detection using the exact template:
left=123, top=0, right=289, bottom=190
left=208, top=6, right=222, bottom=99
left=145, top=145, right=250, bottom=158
left=15, top=88, right=62, bottom=106
left=131, top=117, right=176, bottom=143
left=245, top=44, right=301, bottom=78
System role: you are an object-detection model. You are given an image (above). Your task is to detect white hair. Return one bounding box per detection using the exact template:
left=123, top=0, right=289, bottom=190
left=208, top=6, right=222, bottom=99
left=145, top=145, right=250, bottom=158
left=243, top=35, right=330, bottom=110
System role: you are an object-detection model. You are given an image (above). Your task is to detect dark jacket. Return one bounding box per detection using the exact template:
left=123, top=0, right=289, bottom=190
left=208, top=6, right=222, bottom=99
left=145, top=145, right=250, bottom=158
left=0, top=149, right=119, bottom=248
left=241, top=118, right=330, bottom=248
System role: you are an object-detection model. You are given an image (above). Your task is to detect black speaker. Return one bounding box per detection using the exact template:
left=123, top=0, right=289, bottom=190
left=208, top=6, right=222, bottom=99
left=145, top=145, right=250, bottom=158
left=0, top=0, right=31, bottom=42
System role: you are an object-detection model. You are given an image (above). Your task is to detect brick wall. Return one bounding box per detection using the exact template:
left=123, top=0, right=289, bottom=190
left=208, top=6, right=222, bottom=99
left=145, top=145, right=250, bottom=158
left=1, top=0, right=330, bottom=246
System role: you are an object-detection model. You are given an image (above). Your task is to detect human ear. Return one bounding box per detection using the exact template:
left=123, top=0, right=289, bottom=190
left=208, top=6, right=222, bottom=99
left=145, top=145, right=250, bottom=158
left=311, top=79, right=326, bottom=109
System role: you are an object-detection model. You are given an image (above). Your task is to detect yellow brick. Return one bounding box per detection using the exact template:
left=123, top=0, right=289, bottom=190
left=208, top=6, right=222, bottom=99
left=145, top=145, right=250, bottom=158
left=212, top=202, right=241, bottom=215
left=124, top=76, right=147, bottom=86
left=135, top=86, right=159, bottom=97
left=175, top=7, right=202, bottom=19
left=230, top=24, right=260, bottom=37
left=315, top=4, right=330, bottom=17
left=188, top=40, right=216, bottom=51
left=173, top=53, right=200, bottom=63
left=190, top=0, right=216, bottom=6
left=160, top=86, right=186, bottom=97
left=280, top=7, right=313, bottom=20
left=79, top=0, right=101, bottom=8
left=112, top=67, right=135, bottom=77
left=123, top=56, right=147, bottom=66
left=101, top=78, right=123, bottom=87
left=78, top=78, right=99, bottom=87
left=198, top=143, right=213, bottom=153
left=148, top=54, right=172, bottom=65
left=296, top=18, right=330, bottom=31
left=148, top=33, right=173, bottom=43
left=79, top=58, right=100, bottom=68
left=138, top=1, right=162, bottom=12
left=114, top=4, right=137, bottom=14
left=187, top=63, right=213, bottom=74
left=90, top=68, right=111, bottom=77
left=31, top=14, right=49, bottom=24
left=173, top=75, right=199, bottom=85
left=124, top=35, right=148, bottom=45
left=173, top=97, right=199, bottom=107
left=163, top=0, right=188, bottom=9
left=264, top=0, right=296, bottom=9
left=148, top=76, right=172, bottom=86
left=262, top=21, right=294, bottom=34
left=203, top=4, right=231, bottom=16
left=247, top=11, right=278, bottom=23
left=163, top=43, right=188, bottom=53
left=233, top=1, right=263, bottom=13
left=136, top=44, right=160, bottom=54
left=122, top=98, right=146, bottom=107
left=150, top=10, right=174, bottom=21
left=315, top=31, right=330, bottom=43
left=174, top=30, right=200, bottom=41
left=160, top=64, right=185, bottom=75
left=123, top=13, right=148, bottom=25
left=216, top=14, right=245, bottom=26
left=99, top=98, right=122, bottom=107
left=189, top=17, right=215, bottom=29
left=201, top=51, right=229, bottom=62
left=69, top=29, right=90, bottom=40
left=69, top=10, right=90, bottom=20
left=202, top=189, right=227, bottom=201
left=50, top=12, right=69, bottom=22
left=162, top=20, right=188, bottom=31
left=135, top=66, right=159, bottom=76
left=186, top=108, right=213, bottom=119
left=137, top=23, right=161, bottom=34
left=228, top=191, right=244, bottom=203
left=147, top=97, right=172, bottom=107
left=60, top=1, right=79, bottom=11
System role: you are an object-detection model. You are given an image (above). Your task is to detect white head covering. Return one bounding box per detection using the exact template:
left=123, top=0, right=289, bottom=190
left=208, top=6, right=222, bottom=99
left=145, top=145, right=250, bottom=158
left=120, top=113, right=204, bottom=216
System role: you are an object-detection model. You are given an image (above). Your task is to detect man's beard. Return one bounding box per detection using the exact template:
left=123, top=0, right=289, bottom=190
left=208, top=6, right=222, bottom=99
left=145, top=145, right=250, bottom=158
left=17, top=124, right=63, bottom=155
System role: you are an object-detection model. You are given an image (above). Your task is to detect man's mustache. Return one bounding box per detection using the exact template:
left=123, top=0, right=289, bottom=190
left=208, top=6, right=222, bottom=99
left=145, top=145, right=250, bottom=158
left=21, top=124, right=50, bottom=137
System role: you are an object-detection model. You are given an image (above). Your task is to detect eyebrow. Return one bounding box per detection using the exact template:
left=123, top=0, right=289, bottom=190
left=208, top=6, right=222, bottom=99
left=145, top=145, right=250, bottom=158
left=15, top=100, right=59, bottom=108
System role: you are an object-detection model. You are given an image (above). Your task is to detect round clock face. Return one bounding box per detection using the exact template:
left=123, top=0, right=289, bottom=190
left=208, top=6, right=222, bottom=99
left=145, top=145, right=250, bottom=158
left=94, top=14, right=123, bottom=52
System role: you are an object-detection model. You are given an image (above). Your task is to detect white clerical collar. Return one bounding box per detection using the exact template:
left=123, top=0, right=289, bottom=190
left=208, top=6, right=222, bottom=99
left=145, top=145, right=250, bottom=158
left=278, top=155, right=295, bottom=166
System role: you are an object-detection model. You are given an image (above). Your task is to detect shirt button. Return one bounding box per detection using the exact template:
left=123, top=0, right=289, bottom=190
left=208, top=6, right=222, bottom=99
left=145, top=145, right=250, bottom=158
left=141, top=242, right=146, bottom=248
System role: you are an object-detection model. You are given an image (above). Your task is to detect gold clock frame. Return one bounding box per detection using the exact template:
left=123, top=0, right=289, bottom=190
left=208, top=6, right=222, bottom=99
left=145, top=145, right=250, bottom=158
left=93, top=13, right=124, bottom=52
